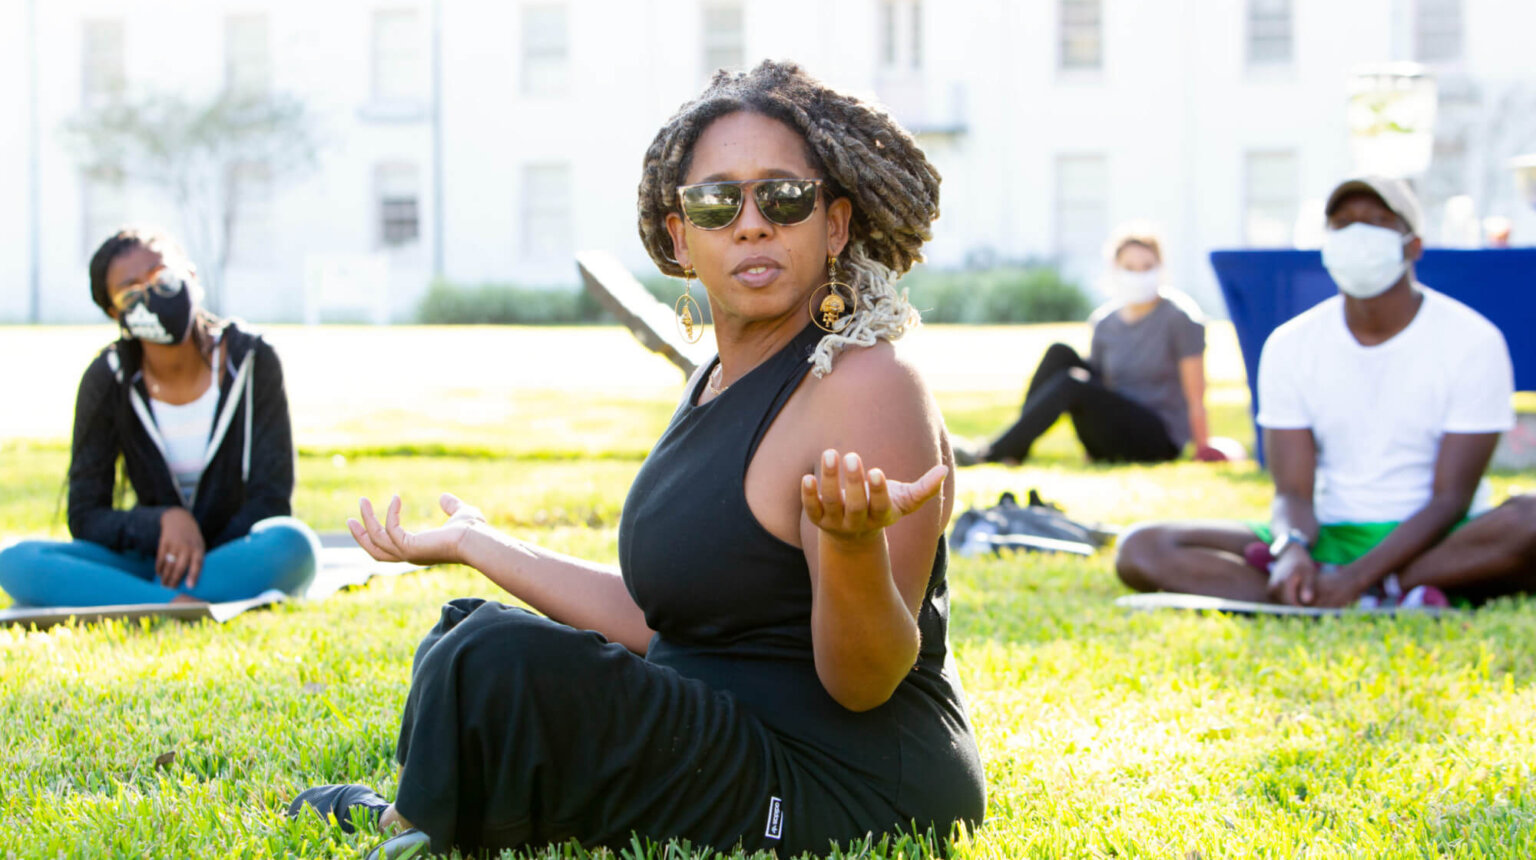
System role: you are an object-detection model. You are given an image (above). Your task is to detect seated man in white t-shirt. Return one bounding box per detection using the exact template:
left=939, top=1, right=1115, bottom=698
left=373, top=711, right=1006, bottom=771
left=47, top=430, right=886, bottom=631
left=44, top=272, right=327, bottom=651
left=1116, top=176, right=1535, bottom=607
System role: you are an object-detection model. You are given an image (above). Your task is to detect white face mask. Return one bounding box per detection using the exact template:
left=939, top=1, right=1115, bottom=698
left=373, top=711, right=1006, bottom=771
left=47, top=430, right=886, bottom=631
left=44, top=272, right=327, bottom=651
left=1110, top=267, right=1161, bottom=304
left=1321, top=223, right=1411, bottom=299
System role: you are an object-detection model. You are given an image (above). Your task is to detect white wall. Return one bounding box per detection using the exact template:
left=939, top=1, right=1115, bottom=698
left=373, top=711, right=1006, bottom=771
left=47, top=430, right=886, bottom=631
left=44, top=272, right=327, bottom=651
left=0, top=0, right=33, bottom=322
left=6, top=0, right=1534, bottom=323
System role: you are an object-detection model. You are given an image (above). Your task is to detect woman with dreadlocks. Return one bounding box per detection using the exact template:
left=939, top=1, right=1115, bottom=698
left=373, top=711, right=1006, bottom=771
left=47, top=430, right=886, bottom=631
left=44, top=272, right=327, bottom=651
left=291, top=60, right=985, bottom=858
left=0, top=227, right=318, bottom=608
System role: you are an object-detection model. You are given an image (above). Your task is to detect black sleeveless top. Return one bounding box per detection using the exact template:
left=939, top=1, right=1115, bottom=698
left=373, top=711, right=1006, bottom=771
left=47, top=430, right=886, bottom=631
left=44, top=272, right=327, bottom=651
left=618, top=325, right=985, bottom=822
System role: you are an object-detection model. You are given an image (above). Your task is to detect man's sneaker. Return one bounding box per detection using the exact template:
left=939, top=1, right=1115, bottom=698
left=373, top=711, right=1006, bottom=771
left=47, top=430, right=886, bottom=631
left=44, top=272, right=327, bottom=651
left=1354, top=574, right=1449, bottom=610
left=1400, top=584, right=1450, bottom=608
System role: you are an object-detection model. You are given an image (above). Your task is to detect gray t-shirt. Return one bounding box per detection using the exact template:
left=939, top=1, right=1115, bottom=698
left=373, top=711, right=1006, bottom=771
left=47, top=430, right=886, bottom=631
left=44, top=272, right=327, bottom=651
left=1088, top=291, right=1206, bottom=448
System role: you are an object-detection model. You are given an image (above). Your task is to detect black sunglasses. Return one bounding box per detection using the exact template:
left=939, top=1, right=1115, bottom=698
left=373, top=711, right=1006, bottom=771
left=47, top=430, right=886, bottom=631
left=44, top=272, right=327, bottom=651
left=677, top=178, right=824, bottom=230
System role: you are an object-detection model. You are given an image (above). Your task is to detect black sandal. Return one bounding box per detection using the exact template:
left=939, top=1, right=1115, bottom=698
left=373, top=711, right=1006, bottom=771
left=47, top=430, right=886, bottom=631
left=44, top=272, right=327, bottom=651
left=287, top=783, right=390, bottom=834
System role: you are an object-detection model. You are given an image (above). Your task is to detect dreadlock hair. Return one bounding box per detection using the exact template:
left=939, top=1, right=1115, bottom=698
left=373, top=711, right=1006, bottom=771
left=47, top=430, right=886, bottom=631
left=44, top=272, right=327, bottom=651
left=637, top=59, right=941, bottom=377
left=88, top=226, right=222, bottom=367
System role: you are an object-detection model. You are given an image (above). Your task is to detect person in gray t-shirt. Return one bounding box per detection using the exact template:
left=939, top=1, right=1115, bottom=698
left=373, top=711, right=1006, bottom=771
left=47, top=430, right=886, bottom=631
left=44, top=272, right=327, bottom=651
left=962, top=228, right=1222, bottom=465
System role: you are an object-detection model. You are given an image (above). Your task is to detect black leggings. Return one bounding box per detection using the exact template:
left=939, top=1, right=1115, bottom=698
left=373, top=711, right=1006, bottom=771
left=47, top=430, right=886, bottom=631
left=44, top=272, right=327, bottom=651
left=986, top=343, right=1179, bottom=463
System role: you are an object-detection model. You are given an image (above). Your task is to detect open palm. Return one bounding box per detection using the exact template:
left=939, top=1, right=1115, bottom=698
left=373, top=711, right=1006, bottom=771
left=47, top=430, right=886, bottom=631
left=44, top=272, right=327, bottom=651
left=348, top=492, right=487, bottom=566
left=801, top=449, right=947, bottom=542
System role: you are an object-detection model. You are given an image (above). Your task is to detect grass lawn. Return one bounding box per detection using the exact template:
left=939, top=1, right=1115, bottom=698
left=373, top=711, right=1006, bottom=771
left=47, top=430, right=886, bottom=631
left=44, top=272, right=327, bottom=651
left=2, top=324, right=1533, bottom=858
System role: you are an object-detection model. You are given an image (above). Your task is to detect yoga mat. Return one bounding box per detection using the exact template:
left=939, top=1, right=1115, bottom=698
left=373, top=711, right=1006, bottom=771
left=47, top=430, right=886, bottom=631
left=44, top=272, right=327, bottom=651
left=0, top=590, right=286, bottom=629
left=1115, top=591, right=1461, bottom=618
left=0, top=533, right=423, bottom=630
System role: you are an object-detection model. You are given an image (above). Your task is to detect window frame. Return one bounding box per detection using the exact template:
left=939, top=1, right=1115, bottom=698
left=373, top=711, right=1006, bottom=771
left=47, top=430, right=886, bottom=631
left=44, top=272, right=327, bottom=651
left=376, top=163, right=422, bottom=249
left=1245, top=0, right=1293, bottom=68
left=224, top=13, right=271, bottom=97
left=371, top=8, right=427, bottom=105
left=701, top=0, right=745, bottom=77
left=1058, top=0, right=1102, bottom=73
left=521, top=2, right=571, bottom=98
left=81, top=18, right=126, bottom=107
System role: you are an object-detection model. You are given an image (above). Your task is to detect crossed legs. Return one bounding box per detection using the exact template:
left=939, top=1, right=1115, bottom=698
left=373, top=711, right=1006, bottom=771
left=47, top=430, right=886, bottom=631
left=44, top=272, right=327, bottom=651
left=1115, top=520, right=1270, bottom=601
left=1398, top=495, right=1536, bottom=602
left=1115, top=496, right=1536, bottom=604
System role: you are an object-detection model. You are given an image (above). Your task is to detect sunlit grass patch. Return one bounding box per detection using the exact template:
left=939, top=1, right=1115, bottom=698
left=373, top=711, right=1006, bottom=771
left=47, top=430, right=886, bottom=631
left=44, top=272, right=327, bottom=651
left=2, top=324, right=1534, bottom=857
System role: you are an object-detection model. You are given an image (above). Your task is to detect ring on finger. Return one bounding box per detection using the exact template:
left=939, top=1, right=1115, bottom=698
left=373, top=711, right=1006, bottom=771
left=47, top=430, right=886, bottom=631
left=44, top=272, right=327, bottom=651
left=166, top=553, right=177, bottom=563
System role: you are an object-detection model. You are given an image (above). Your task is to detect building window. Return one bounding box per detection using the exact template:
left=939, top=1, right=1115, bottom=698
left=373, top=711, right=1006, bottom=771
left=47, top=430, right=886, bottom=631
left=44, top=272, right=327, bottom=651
left=521, top=163, right=572, bottom=262
left=1054, top=154, right=1108, bottom=278
left=1415, top=0, right=1461, bottom=63
left=372, top=9, right=426, bottom=103
left=225, top=14, right=270, bottom=97
left=702, top=2, right=744, bottom=77
left=1059, top=0, right=1101, bottom=71
left=522, top=4, right=569, bottom=97
left=377, top=164, right=421, bottom=247
left=878, top=0, right=923, bottom=71
left=81, top=170, right=127, bottom=259
left=1244, top=150, right=1298, bottom=247
left=1247, top=0, right=1291, bottom=66
left=81, top=19, right=125, bottom=106
left=227, top=162, right=274, bottom=266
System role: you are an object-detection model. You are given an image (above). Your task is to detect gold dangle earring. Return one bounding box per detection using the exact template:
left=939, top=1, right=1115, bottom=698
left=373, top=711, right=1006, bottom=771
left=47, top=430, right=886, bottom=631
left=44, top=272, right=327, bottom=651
left=810, top=255, right=858, bottom=333
left=675, top=267, right=704, bottom=344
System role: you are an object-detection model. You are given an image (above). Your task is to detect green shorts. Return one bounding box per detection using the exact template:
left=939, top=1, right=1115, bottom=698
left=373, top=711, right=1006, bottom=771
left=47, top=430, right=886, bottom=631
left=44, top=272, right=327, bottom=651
left=1247, top=519, right=1469, bottom=566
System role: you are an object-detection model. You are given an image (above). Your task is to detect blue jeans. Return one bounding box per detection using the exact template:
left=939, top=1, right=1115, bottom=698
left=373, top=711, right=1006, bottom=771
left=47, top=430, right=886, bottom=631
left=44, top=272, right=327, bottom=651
left=0, top=517, right=320, bottom=607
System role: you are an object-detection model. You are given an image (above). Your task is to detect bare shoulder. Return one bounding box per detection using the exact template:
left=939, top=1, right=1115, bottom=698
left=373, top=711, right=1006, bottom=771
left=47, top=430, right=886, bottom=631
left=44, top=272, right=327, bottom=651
left=808, top=339, right=932, bottom=409
left=799, top=339, right=943, bottom=457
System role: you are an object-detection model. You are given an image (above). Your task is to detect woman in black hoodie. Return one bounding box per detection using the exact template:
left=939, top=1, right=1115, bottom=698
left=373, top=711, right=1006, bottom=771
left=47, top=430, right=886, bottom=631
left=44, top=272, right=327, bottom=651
left=0, top=227, right=318, bottom=607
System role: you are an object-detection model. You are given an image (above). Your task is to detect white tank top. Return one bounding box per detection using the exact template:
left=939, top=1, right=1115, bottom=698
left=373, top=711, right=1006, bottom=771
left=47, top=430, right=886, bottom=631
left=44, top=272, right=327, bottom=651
left=151, top=380, right=221, bottom=506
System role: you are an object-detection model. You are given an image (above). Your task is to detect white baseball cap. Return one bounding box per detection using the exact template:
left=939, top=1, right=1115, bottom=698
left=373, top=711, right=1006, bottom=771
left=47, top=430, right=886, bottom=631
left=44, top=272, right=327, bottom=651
left=1325, top=176, right=1424, bottom=237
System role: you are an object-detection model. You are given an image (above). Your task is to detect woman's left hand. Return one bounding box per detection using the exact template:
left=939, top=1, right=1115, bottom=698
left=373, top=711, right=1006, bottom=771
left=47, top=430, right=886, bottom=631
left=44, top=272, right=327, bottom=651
left=801, top=449, right=947, bottom=545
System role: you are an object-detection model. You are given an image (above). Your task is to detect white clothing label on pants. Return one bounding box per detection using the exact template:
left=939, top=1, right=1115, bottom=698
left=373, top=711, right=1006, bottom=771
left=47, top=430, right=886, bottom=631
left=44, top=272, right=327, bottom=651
left=765, top=796, right=784, bottom=840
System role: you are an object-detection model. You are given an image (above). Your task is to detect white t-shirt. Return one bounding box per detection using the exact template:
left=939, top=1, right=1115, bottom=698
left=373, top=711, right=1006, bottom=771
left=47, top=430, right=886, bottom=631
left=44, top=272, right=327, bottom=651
left=151, top=380, right=221, bottom=506
left=1256, top=285, right=1514, bottom=524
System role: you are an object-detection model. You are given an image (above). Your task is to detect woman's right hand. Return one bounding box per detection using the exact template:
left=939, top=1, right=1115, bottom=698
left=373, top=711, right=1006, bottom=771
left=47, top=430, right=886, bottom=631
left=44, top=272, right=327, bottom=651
left=348, top=492, right=487, bottom=566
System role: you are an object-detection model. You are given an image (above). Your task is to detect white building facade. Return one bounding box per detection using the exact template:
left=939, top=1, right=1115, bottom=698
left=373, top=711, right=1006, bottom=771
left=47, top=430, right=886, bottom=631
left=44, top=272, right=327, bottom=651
left=4, top=0, right=1533, bottom=323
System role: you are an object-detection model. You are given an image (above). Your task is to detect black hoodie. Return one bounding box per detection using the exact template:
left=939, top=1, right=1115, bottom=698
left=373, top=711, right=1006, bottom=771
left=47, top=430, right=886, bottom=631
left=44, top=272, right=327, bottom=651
left=66, top=320, right=295, bottom=554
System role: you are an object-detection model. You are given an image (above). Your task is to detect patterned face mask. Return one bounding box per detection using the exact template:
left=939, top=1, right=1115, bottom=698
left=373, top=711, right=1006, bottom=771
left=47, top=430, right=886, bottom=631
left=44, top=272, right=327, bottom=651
left=116, top=270, right=195, bottom=345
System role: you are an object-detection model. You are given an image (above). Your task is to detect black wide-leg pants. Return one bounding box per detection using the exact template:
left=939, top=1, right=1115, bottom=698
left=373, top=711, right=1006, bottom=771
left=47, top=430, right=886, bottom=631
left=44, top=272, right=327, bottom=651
left=392, top=598, right=935, bottom=857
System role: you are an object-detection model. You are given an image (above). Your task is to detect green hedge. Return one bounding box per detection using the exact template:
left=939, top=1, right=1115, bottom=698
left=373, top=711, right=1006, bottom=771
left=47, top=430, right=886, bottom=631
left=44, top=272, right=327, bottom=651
left=418, top=265, right=1086, bottom=325
left=416, top=280, right=609, bottom=325
left=901, top=264, right=1091, bottom=324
